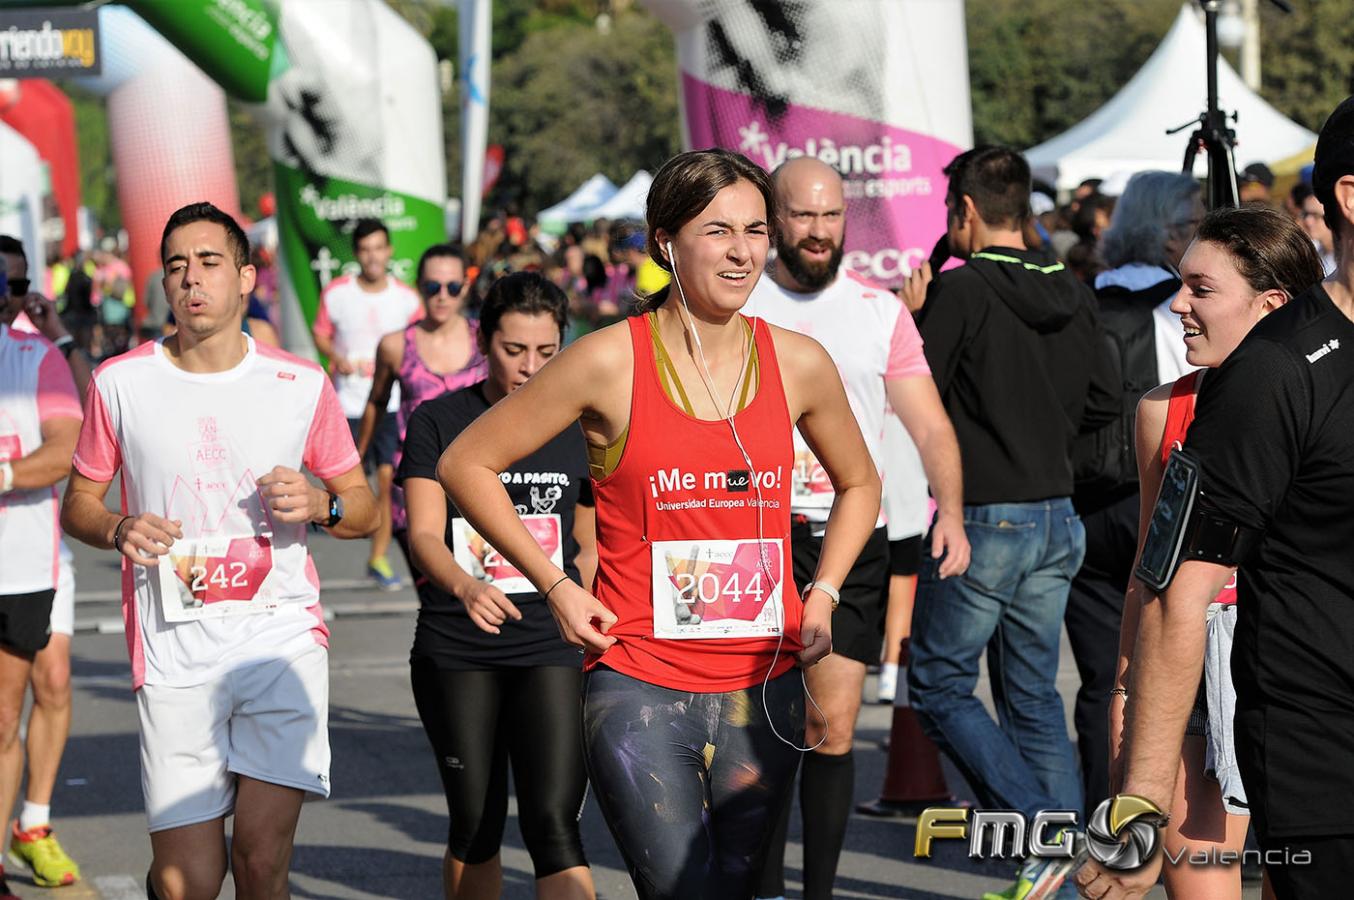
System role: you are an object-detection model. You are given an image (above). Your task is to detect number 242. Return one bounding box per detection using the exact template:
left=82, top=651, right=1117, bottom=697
left=189, top=562, right=249, bottom=593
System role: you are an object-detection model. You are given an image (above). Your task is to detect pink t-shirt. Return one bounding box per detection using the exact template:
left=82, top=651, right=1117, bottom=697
left=73, top=337, right=359, bottom=689
left=750, top=269, right=931, bottom=525
left=0, top=324, right=82, bottom=593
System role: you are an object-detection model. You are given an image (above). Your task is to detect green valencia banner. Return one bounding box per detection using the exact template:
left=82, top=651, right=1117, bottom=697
left=128, top=0, right=280, bottom=104
left=273, top=165, right=447, bottom=331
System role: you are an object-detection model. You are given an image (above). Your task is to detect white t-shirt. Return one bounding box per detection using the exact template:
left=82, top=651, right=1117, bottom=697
left=0, top=324, right=82, bottom=594
left=880, top=412, right=930, bottom=540
left=313, top=275, right=422, bottom=418
left=750, top=268, right=932, bottom=527
left=72, top=337, right=360, bottom=689
left=1153, top=300, right=1195, bottom=386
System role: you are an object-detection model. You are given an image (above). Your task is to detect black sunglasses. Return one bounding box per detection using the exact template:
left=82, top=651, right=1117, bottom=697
left=7, top=278, right=29, bottom=296
left=420, top=279, right=463, bottom=298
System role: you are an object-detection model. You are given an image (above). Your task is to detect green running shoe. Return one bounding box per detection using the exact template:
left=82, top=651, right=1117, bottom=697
left=10, top=822, right=80, bottom=887
left=367, top=556, right=402, bottom=591
left=982, top=833, right=1086, bottom=900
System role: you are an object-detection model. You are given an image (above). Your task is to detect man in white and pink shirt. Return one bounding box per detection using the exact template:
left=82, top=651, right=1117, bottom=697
left=62, top=203, right=378, bottom=900
left=311, top=219, right=422, bottom=590
left=0, top=262, right=82, bottom=900
left=751, top=157, right=969, bottom=900
left=2, top=232, right=90, bottom=891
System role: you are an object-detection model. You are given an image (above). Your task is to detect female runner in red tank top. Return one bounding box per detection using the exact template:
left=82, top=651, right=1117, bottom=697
left=1111, top=207, right=1323, bottom=900
left=438, top=149, right=881, bottom=900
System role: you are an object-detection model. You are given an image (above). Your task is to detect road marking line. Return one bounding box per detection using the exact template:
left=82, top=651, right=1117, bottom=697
left=92, top=874, right=144, bottom=900
left=74, top=600, right=419, bottom=634
left=75, top=578, right=412, bottom=603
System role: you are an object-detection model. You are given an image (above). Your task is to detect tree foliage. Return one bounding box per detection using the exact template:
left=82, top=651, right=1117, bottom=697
left=64, top=1, right=1354, bottom=232
left=487, top=11, right=679, bottom=214
left=1258, top=0, right=1354, bottom=134
left=966, top=0, right=1182, bottom=148
left=65, top=86, right=119, bottom=233
left=228, top=99, right=272, bottom=219
left=966, top=0, right=1354, bottom=150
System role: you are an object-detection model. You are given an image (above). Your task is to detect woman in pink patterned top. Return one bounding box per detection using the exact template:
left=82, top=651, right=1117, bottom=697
left=357, top=244, right=487, bottom=567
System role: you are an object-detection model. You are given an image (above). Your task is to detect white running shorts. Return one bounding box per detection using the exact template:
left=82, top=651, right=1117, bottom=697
left=137, top=642, right=330, bottom=833
left=49, top=542, right=74, bottom=638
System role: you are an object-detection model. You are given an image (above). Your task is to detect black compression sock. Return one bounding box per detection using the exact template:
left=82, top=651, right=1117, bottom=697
left=801, top=749, right=854, bottom=900
left=754, top=782, right=794, bottom=897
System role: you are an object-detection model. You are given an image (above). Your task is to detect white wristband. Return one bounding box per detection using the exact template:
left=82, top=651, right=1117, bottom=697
left=0, top=461, right=13, bottom=494
left=805, top=580, right=841, bottom=610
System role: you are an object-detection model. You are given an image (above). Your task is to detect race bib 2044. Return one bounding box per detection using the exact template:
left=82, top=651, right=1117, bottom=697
left=651, top=538, right=784, bottom=640
left=451, top=514, right=563, bottom=595
left=157, top=534, right=278, bottom=622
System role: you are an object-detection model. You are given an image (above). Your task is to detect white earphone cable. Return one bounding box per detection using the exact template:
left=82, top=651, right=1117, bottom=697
left=667, top=242, right=826, bottom=753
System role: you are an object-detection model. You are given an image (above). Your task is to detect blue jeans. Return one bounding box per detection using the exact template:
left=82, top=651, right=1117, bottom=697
left=908, top=499, right=1086, bottom=820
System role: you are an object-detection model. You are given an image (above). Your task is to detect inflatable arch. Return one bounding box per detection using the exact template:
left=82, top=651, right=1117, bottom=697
left=0, top=78, right=83, bottom=264
left=2, top=0, right=447, bottom=357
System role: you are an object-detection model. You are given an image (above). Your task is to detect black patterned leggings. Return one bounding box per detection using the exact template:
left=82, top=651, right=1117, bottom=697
left=582, top=665, right=805, bottom=900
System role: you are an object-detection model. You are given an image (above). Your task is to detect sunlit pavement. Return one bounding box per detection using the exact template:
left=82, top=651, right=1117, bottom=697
left=42, top=530, right=1256, bottom=899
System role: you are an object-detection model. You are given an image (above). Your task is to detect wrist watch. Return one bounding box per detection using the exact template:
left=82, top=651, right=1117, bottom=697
left=0, top=460, right=13, bottom=494
left=804, top=581, right=841, bottom=611
left=322, top=491, right=344, bottom=528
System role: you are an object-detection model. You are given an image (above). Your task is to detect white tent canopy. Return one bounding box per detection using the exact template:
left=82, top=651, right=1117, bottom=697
left=0, top=122, right=47, bottom=292
left=537, top=174, right=618, bottom=226
left=1025, top=4, right=1316, bottom=192
left=586, top=170, right=652, bottom=222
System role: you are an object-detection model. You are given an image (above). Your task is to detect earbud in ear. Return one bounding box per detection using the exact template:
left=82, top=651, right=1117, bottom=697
left=666, top=241, right=675, bottom=264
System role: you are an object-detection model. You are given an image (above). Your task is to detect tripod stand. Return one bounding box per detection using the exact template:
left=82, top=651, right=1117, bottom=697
left=1167, top=0, right=1293, bottom=211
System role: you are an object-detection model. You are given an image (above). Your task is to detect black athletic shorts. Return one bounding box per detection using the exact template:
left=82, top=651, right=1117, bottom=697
left=888, top=534, right=924, bottom=577
left=348, top=414, right=399, bottom=472
left=791, top=521, right=889, bottom=665
left=0, top=590, right=54, bottom=655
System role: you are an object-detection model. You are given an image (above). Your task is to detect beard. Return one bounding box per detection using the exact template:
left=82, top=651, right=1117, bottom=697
left=776, top=231, right=843, bottom=291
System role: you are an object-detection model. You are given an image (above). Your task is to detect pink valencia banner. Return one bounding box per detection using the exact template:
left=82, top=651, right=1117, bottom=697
left=644, top=0, right=974, bottom=287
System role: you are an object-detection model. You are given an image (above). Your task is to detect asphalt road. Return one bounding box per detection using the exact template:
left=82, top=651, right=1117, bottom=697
left=15, top=529, right=1251, bottom=899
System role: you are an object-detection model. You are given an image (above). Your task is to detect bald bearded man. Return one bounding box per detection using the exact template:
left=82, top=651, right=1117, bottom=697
left=750, top=157, right=968, bottom=900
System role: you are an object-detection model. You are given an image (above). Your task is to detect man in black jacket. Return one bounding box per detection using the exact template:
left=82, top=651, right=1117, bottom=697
left=907, top=146, right=1117, bottom=894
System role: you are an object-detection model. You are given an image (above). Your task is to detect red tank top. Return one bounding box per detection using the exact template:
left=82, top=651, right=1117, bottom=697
left=1160, top=370, right=1237, bottom=605
left=589, top=314, right=803, bottom=691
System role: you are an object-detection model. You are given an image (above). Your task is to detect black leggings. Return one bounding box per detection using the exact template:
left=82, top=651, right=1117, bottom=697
left=582, top=666, right=804, bottom=900
left=410, top=659, right=588, bottom=877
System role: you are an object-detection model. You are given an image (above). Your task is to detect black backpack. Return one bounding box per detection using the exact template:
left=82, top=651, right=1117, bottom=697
left=1072, top=279, right=1177, bottom=505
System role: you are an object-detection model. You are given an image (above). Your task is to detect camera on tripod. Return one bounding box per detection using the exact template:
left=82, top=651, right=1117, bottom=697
left=1169, top=0, right=1292, bottom=211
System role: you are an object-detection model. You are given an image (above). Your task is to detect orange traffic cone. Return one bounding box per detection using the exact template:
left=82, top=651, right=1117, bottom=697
left=857, top=638, right=964, bottom=817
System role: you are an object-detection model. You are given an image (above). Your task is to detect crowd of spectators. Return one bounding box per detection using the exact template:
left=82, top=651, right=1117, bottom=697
left=1030, top=159, right=1336, bottom=286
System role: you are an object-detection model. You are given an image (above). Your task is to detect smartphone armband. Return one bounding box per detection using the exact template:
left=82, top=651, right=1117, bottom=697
left=1134, top=450, right=1261, bottom=593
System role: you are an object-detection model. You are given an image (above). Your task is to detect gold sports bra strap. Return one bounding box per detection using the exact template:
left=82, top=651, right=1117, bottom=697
left=737, top=325, right=758, bottom=412
left=648, top=312, right=697, bottom=416
left=648, top=312, right=758, bottom=417
left=589, top=315, right=761, bottom=481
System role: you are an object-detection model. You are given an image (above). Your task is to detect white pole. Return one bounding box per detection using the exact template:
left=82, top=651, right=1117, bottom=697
left=459, top=0, right=490, bottom=245
left=1240, top=0, right=1261, bottom=90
